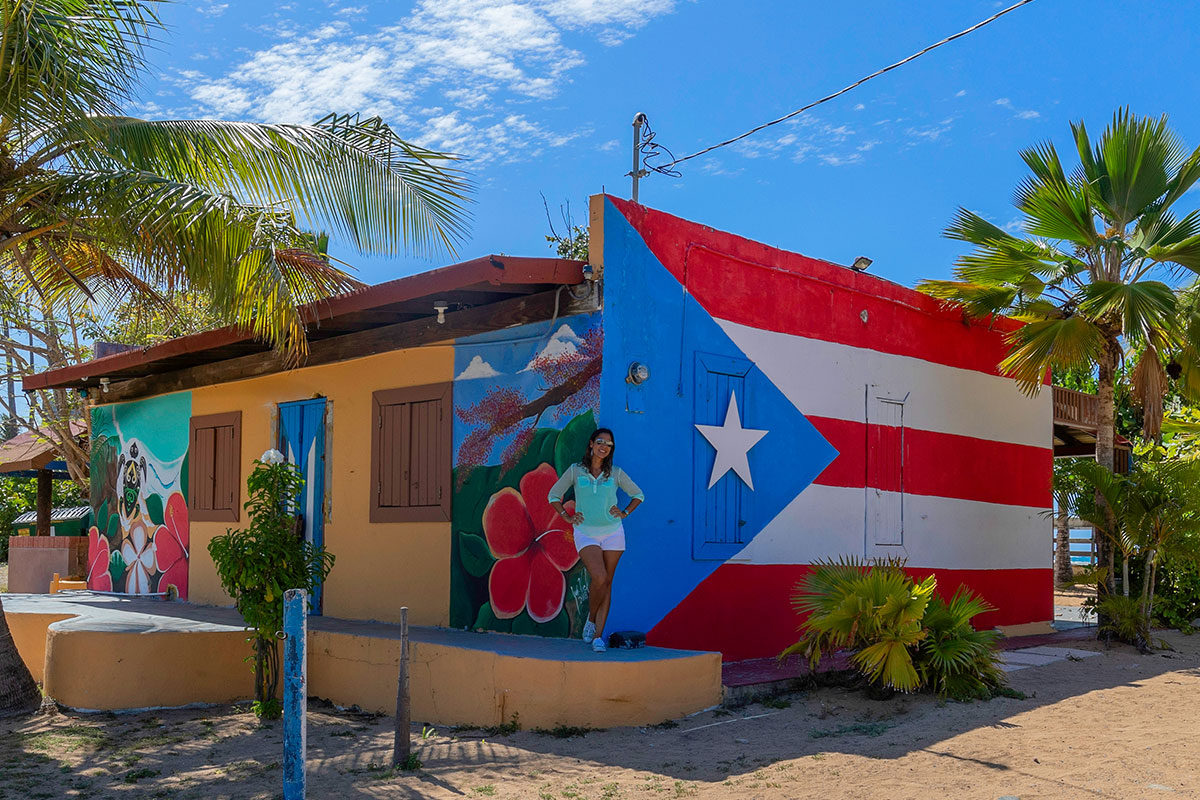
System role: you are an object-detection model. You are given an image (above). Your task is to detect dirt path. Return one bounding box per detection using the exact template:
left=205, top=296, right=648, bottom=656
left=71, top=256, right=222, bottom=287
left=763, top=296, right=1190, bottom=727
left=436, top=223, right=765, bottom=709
left=2, top=631, right=1199, bottom=799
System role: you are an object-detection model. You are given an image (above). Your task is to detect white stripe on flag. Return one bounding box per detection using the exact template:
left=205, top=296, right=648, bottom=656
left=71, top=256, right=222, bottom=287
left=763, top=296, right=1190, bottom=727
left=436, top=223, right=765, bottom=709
left=718, top=319, right=1052, bottom=449
left=731, top=484, right=1050, bottom=570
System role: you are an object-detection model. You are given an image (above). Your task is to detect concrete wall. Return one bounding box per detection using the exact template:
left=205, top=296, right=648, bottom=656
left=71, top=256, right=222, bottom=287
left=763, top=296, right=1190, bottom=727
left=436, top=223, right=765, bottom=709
left=8, top=538, right=87, bottom=593
left=188, top=344, right=455, bottom=626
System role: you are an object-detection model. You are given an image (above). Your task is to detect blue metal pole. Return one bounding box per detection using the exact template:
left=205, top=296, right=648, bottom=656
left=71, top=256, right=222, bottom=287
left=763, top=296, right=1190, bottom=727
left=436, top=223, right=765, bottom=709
left=283, top=589, right=307, bottom=800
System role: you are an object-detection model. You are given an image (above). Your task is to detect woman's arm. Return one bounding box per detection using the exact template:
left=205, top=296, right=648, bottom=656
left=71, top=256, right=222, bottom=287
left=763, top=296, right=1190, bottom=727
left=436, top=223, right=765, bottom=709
left=610, top=467, right=645, bottom=519
left=548, top=464, right=583, bottom=525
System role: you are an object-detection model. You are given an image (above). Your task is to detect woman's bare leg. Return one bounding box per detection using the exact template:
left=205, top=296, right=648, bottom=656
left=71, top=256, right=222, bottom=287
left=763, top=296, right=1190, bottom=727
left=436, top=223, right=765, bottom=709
left=593, top=550, right=623, bottom=638
left=578, top=545, right=607, bottom=623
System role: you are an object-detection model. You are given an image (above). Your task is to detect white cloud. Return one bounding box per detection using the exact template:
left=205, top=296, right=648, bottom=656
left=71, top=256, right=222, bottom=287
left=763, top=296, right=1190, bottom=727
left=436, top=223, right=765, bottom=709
left=995, top=97, right=1040, bottom=120
left=178, top=0, right=676, bottom=161
left=456, top=355, right=501, bottom=380
left=196, top=1, right=228, bottom=17
left=955, top=89, right=967, bottom=97
left=521, top=324, right=582, bottom=370
left=853, top=103, right=865, bottom=111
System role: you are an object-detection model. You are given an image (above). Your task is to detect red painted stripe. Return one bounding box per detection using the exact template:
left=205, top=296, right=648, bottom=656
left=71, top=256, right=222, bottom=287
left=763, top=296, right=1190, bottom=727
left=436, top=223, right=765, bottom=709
left=648, top=563, right=1052, bottom=661
left=809, top=416, right=1052, bottom=509
left=609, top=196, right=1045, bottom=382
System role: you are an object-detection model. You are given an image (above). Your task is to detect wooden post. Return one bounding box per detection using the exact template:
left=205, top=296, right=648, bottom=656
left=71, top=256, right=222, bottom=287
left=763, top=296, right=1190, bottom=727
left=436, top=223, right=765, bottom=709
left=36, top=468, right=51, bottom=536
left=283, top=589, right=307, bottom=800
left=392, top=606, right=410, bottom=768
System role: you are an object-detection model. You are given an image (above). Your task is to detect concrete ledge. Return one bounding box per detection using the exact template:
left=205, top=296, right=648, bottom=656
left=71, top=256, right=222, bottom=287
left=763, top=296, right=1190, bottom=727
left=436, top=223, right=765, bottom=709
left=5, top=593, right=722, bottom=727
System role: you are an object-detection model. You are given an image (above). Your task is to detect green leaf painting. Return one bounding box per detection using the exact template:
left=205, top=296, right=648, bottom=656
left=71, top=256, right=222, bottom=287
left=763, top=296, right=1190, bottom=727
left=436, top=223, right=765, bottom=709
left=144, top=493, right=165, bottom=526
left=554, top=410, right=596, bottom=476
left=458, top=532, right=494, bottom=577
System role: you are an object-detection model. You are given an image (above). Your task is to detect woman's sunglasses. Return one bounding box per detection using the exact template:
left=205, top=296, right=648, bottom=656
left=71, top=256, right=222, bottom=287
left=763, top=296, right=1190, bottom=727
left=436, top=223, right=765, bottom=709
left=593, top=439, right=613, bottom=447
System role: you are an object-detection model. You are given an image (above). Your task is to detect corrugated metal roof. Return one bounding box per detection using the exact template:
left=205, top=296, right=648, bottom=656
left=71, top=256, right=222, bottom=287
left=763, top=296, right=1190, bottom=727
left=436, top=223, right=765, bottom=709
left=12, top=505, right=92, bottom=525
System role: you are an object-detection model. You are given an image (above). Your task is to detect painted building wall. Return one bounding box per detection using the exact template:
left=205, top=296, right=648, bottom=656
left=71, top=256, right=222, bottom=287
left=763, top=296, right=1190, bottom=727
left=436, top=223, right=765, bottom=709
left=87, top=393, right=191, bottom=599
left=184, top=345, right=454, bottom=626
left=449, top=313, right=602, bottom=637
left=594, top=195, right=1053, bottom=660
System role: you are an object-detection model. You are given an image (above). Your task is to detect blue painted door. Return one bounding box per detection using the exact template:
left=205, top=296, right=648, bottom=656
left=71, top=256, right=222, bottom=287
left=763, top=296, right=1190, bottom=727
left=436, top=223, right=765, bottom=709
left=693, top=353, right=753, bottom=560
left=278, top=397, right=327, bottom=613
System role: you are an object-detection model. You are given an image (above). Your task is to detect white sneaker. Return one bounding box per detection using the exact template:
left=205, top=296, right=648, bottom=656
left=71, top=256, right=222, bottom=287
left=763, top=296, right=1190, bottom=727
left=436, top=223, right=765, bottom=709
left=592, top=637, right=607, bottom=653
left=582, top=620, right=596, bottom=643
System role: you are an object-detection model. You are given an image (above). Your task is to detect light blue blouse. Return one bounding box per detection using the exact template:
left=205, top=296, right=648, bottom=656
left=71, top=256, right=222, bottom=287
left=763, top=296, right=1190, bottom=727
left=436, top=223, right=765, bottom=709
left=547, top=463, right=645, bottom=536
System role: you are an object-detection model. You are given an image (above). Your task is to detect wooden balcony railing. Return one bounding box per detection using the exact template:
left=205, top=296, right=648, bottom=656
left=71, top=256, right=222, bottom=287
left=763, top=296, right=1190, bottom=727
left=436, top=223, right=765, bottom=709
left=1053, top=385, right=1099, bottom=430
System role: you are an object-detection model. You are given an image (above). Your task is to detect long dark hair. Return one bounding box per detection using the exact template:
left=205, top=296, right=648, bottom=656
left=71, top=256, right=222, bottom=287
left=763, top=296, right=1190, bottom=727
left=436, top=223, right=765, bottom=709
left=581, top=427, right=615, bottom=477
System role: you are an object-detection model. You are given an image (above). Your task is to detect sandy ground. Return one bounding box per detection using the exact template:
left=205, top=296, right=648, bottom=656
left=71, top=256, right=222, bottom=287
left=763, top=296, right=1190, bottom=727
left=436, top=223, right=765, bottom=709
left=2, top=630, right=1199, bottom=800
left=0, top=563, right=8, bottom=593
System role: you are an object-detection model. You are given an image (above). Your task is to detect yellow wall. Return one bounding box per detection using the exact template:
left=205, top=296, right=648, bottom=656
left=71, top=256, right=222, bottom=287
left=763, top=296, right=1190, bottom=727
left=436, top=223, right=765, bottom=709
left=188, top=344, right=454, bottom=626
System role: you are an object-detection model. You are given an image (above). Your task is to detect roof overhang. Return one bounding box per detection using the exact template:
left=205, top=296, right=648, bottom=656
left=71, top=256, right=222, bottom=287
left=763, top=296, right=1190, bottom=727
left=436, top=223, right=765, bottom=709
left=25, top=255, right=589, bottom=403
left=0, top=425, right=84, bottom=474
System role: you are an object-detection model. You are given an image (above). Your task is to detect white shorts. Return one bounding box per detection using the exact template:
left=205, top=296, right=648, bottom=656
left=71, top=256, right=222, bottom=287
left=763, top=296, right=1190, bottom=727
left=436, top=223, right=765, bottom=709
left=573, top=524, right=626, bottom=552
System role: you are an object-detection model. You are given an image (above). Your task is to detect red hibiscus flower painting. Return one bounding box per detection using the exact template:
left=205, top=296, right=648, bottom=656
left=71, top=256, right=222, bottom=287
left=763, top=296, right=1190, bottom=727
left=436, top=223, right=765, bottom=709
left=483, top=462, right=580, bottom=622
left=154, top=492, right=189, bottom=599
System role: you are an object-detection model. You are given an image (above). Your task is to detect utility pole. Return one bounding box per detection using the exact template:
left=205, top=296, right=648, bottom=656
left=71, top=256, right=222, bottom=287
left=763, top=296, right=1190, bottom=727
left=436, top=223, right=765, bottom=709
left=629, top=112, right=648, bottom=204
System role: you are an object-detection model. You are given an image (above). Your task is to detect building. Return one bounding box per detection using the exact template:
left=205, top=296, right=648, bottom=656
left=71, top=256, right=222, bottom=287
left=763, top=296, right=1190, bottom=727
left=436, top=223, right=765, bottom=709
left=17, top=196, right=1052, bottom=718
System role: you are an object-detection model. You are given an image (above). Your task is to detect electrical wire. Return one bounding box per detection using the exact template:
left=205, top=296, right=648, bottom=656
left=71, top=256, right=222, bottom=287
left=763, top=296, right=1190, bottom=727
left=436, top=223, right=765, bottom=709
left=656, top=0, right=1038, bottom=172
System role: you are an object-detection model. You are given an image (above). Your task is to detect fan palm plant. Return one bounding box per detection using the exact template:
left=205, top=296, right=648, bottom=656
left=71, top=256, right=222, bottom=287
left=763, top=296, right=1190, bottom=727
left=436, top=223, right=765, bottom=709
left=920, top=110, right=1200, bottom=592
left=915, top=588, right=1005, bottom=700
left=781, top=557, right=936, bottom=693
left=0, top=0, right=470, bottom=715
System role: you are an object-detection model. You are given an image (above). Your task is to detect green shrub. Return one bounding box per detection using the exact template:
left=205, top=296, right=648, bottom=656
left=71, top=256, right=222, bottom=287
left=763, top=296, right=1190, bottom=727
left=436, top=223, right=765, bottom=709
left=915, top=588, right=1005, bottom=700
left=207, top=455, right=334, bottom=716
left=781, top=557, right=1008, bottom=699
left=1154, top=562, right=1200, bottom=633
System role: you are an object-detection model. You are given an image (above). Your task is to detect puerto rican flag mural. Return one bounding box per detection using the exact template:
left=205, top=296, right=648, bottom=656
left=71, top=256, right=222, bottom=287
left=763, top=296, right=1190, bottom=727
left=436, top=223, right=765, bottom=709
left=596, top=196, right=1053, bottom=660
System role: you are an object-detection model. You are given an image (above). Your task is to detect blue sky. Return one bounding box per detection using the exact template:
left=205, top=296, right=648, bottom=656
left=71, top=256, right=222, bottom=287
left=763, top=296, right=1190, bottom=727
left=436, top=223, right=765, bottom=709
left=133, top=0, right=1200, bottom=289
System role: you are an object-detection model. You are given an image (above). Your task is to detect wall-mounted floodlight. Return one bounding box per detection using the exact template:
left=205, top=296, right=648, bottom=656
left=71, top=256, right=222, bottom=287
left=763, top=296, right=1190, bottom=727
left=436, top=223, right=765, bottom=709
left=433, top=300, right=449, bottom=324
left=851, top=256, right=873, bottom=272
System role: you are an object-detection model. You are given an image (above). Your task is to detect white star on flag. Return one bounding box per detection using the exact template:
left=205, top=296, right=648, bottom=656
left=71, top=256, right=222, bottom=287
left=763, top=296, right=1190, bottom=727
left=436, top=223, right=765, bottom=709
left=695, top=391, right=768, bottom=490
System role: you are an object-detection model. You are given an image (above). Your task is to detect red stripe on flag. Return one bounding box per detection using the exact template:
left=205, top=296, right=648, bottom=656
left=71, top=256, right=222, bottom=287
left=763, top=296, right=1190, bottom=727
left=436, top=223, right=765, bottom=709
left=809, top=416, right=1051, bottom=508
left=609, top=196, right=1045, bottom=381
left=647, top=563, right=1052, bottom=661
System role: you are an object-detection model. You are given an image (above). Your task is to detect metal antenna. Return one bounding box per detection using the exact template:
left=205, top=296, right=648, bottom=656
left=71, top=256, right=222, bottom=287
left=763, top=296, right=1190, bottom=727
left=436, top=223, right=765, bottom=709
left=629, top=112, right=648, bottom=203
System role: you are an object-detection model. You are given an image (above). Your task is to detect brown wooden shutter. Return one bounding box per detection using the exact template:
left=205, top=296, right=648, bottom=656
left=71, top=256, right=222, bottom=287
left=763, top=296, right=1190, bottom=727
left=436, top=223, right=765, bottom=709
left=189, top=411, right=242, bottom=522
left=370, top=383, right=451, bottom=523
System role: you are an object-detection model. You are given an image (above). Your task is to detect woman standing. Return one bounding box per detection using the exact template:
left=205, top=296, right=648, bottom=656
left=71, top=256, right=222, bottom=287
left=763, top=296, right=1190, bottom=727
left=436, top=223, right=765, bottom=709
left=548, top=428, right=644, bottom=652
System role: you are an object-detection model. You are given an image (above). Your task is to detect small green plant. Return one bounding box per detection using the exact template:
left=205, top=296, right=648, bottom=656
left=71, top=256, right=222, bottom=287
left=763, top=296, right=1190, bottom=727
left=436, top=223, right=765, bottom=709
left=400, top=752, right=422, bottom=772
left=781, top=556, right=1009, bottom=698
left=781, top=557, right=935, bottom=692
left=534, top=724, right=602, bottom=738
left=482, top=712, right=521, bottom=736
left=809, top=722, right=894, bottom=739
left=473, top=786, right=497, bottom=796
left=208, top=454, right=335, bottom=717
left=252, top=699, right=283, bottom=720
left=915, top=588, right=1005, bottom=700
left=123, top=768, right=159, bottom=784
left=761, top=696, right=792, bottom=709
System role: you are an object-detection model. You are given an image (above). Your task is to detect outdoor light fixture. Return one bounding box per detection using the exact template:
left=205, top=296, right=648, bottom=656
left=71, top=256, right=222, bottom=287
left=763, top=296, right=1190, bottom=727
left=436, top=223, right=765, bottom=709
left=627, top=361, right=650, bottom=385
left=851, top=256, right=873, bottom=272
left=100, top=377, right=110, bottom=393
left=433, top=300, right=449, bottom=324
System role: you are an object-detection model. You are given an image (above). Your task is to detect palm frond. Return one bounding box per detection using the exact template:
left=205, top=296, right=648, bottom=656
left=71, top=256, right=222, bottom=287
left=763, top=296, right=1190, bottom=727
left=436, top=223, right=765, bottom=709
left=64, top=114, right=473, bottom=258
left=1000, top=316, right=1105, bottom=394
left=0, top=0, right=161, bottom=135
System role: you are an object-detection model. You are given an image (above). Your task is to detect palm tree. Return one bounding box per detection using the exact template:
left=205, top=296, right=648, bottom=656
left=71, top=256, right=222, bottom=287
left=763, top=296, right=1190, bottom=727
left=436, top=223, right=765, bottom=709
left=920, top=110, right=1200, bottom=593
left=0, top=0, right=471, bottom=713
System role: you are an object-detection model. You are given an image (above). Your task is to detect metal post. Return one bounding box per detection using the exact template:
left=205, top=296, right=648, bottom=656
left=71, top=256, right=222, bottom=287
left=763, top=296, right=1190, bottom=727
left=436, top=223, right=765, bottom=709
left=630, top=112, right=647, bottom=204
left=283, top=589, right=307, bottom=800
left=392, top=606, right=411, bottom=767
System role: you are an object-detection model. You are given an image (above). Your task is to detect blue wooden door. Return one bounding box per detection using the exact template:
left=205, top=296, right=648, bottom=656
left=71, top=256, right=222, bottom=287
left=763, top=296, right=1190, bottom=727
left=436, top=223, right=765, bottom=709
left=278, top=398, right=327, bottom=613
left=693, top=353, right=753, bottom=560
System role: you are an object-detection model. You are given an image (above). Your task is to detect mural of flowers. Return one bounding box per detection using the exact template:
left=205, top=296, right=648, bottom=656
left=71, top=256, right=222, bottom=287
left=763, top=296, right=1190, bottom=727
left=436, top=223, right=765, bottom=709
left=87, top=394, right=191, bottom=599
left=484, top=464, right=579, bottom=622
left=450, top=315, right=600, bottom=638
left=121, top=516, right=157, bottom=594
left=155, top=492, right=189, bottom=599
left=86, top=525, right=112, bottom=592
